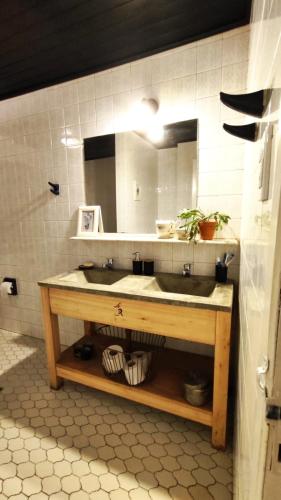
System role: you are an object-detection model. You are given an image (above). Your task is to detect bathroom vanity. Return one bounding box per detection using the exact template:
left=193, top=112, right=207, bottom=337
left=39, top=269, right=233, bottom=449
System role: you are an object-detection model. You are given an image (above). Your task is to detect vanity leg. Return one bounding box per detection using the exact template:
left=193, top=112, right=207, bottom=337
left=212, top=311, right=231, bottom=449
left=84, top=321, right=94, bottom=336
left=41, top=287, right=62, bottom=390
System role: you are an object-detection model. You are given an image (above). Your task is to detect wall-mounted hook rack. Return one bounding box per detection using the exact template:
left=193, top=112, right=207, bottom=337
left=220, top=90, right=270, bottom=118
left=48, top=182, right=60, bottom=195
left=223, top=123, right=259, bottom=142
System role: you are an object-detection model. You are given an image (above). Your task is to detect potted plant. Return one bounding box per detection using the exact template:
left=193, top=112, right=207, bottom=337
left=177, top=209, right=231, bottom=242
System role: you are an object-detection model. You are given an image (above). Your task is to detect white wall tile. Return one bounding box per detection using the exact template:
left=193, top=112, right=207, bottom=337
left=172, top=243, right=194, bottom=262
left=64, top=104, right=79, bottom=127
left=198, top=194, right=243, bottom=220
left=198, top=170, right=243, bottom=196
left=131, top=60, right=152, bottom=89
left=196, top=68, right=222, bottom=99
left=152, top=54, right=169, bottom=84
left=77, top=76, right=95, bottom=102
left=95, top=71, right=113, bottom=98
left=197, top=40, right=222, bottom=73
left=222, top=32, right=250, bottom=65
left=47, top=86, right=63, bottom=109
left=154, top=260, right=173, bottom=273
left=222, top=25, right=250, bottom=38
left=222, top=62, right=248, bottom=92
left=152, top=47, right=196, bottom=84
left=49, top=108, right=65, bottom=129
left=80, top=121, right=97, bottom=139
left=79, top=100, right=96, bottom=124
left=199, top=144, right=245, bottom=173
left=62, top=84, right=78, bottom=107
left=197, top=33, right=223, bottom=46
left=113, top=91, right=132, bottom=130
left=52, top=147, right=67, bottom=168
left=96, top=96, right=114, bottom=124
left=111, top=65, right=131, bottom=94
left=197, top=96, right=220, bottom=122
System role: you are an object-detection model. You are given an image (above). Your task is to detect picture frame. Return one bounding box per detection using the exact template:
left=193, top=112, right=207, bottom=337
left=77, top=206, right=104, bottom=236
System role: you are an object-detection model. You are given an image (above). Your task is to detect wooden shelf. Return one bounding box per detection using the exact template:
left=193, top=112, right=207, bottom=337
left=56, top=336, right=214, bottom=427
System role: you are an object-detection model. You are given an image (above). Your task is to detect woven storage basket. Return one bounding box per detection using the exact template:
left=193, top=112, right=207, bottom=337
left=96, top=325, right=165, bottom=386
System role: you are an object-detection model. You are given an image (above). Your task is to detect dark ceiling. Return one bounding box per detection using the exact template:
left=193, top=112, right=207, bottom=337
left=0, top=0, right=251, bottom=101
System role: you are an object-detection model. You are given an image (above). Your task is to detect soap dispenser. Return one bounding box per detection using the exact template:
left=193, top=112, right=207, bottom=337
left=132, top=252, right=143, bottom=275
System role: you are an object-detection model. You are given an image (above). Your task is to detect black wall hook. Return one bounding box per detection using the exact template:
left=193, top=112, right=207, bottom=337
left=223, top=123, right=259, bottom=142
left=48, top=182, right=60, bottom=195
left=220, top=90, right=271, bottom=118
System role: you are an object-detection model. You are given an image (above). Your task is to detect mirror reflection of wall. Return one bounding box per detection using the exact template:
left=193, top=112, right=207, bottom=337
left=84, top=119, right=198, bottom=234
left=84, top=135, right=117, bottom=232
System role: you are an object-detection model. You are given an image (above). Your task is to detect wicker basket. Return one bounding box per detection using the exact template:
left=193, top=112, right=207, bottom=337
left=96, top=325, right=165, bottom=386
left=95, top=324, right=165, bottom=347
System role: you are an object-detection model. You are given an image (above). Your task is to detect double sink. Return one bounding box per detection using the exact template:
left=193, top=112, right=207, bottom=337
left=43, top=267, right=233, bottom=311
left=81, top=268, right=216, bottom=297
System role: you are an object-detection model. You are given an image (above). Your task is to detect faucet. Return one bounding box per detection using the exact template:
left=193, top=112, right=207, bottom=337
left=102, top=258, right=114, bottom=270
left=182, top=263, right=192, bottom=277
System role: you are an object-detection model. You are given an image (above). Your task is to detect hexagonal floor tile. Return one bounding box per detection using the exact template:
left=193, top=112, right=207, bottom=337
left=99, top=473, right=119, bottom=492
left=0, top=331, right=233, bottom=500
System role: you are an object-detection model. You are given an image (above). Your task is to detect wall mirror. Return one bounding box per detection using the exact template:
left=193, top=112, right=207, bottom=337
left=83, top=118, right=198, bottom=234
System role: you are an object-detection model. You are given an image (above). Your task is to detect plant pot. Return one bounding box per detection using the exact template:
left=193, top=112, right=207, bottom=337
left=198, top=221, right=216, bottom=240
left=175, top=228, right=188, bottom=240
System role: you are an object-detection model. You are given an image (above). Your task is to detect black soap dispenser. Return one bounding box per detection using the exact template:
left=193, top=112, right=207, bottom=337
left=132, top=252, right=143, bottom=275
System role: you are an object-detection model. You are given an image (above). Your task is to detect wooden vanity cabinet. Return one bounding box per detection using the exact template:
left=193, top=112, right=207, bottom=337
left=40, top=286, right=232, bottom=449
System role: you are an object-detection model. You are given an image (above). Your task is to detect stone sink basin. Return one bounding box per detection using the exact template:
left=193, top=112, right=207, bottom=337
left=84, top=269, right=129, bottom=285
left=148, top=275, right=215, bottom=297
left=110, top=274, right=216, bottom=298
left=57, top=268, right=129, bottom=286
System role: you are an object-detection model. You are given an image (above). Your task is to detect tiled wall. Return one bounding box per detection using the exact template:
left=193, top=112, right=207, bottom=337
left=234, top=1, right=281, bottom=499
left=0, top=27, right=247, bottom=345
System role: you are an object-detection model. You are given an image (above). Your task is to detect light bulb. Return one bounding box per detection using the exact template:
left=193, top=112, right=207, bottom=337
left=146, top=117, right=164, bottom=143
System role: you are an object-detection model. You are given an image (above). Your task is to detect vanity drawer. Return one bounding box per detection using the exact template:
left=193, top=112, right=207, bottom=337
left=49, top=288, right=216, bottom=345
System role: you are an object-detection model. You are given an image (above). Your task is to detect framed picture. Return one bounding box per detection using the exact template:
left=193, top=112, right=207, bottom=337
left=77, top=206, right=103, bottom=236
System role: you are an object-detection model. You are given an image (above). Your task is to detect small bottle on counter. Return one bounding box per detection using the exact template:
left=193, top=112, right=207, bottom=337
left=132, top=252, right=143, bottom=275
left=215, top=257, right=228, bottom=283
left=143, top=260, right=154, bottom=276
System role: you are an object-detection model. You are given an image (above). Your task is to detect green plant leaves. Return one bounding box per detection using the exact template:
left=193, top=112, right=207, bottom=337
left=177, top=209, right=231, bottom=242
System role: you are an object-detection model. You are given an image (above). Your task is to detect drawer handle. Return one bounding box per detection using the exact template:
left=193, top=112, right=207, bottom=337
left=114, top=303, right=123, bottom=317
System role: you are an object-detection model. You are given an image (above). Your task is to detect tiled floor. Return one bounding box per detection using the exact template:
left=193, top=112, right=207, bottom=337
left=0, top=330, right=233, bottom=499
